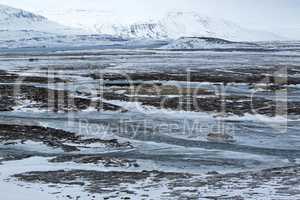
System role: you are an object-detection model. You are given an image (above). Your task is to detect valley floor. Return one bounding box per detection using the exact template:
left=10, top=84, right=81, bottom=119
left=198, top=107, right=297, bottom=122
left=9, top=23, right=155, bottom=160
left=0, top=44, right=300, bottom=199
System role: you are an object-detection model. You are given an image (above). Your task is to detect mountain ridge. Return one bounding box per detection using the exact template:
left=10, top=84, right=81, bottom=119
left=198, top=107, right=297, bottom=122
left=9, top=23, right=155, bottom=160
left=37, top=9, right=285, bottom=41
left=160, top=37, right=260, bottom=49
left=0, top=4, right=289, bottom=49
left=0, top=4, right=83, bottom=38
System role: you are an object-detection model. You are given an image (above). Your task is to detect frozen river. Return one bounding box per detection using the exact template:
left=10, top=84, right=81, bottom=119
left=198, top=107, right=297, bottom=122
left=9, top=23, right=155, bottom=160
left=0, top=44, right=300, bottom=199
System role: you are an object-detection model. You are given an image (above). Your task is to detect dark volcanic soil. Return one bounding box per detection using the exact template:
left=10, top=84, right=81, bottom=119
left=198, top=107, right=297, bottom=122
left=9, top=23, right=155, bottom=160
left=14, top=165, right=300, bottom=200
left=86, top=65, right=300, bottom=116
left=0, top=124, right=133, bottom=153
left=91, top=65, right=300, bottom=84
left=0, top=70, right=125, bottom=112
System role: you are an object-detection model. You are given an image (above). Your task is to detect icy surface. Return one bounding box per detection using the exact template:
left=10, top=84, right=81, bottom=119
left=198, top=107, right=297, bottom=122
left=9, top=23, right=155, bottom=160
left=0, top=42, right=299, bottom=199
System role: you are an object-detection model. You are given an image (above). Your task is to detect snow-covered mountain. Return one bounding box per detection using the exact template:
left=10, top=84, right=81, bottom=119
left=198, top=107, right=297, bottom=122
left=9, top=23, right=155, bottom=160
left=0, top=5, right=125, bottom=49
left=0, top=4, right=286, bottom=49
left=0, top=4, right=168, bottom=49
left=0, top=5, right=85, bottom=48
left=161, top=37, right=259, bottom=49
left=157, top=12, right=284, bottom=42
left=0, top=4, right=84, bottom=42
left=38, top=10, right=285, bottom=42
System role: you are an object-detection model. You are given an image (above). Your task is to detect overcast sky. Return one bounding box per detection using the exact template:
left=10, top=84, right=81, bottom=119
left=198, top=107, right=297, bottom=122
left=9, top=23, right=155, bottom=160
left=0, top=0, right=299, bottom=37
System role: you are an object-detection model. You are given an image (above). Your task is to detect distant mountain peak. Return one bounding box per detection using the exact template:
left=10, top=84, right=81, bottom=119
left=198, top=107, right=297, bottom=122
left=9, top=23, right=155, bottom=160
left=36, top=8, right=283, bottom=41
left=0, top=4, right=286, bottom=43
left=0, top=4, right=84, bottom=43
left=0, top=4, right=46, bottom=22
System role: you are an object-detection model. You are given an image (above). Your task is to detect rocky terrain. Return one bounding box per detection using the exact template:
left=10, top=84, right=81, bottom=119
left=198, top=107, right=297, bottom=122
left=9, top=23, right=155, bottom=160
left=0, top=43, right=299, bottom=199
left=14, top=165, right=300, bottom=200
